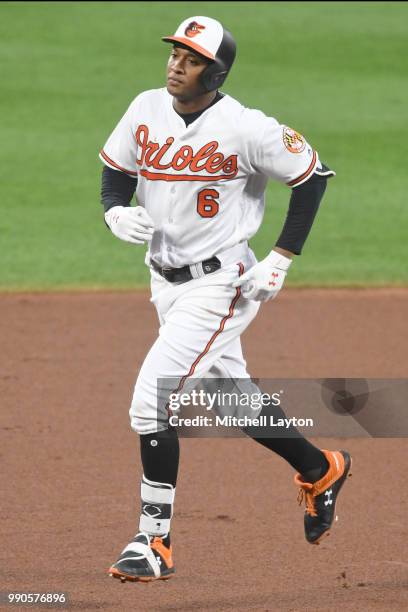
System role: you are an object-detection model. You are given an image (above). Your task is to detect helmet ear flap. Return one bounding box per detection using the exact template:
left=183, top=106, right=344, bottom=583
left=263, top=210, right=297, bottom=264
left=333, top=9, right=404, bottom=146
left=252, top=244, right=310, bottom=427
left=200, top=28, right=236, bottom=92
left=213, top=71, right=228, bottom=87
left=200, top=66, right=228, bottom=92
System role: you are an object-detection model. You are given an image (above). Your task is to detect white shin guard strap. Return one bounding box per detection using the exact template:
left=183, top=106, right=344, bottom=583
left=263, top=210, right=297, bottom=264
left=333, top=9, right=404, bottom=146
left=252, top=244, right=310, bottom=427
left=139, top=475, right=175, bottom=536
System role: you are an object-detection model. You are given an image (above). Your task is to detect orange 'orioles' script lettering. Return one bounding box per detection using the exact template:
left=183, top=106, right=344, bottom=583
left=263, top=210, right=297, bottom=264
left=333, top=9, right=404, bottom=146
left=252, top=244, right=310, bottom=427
left=135, top=124, right=238, bottom=181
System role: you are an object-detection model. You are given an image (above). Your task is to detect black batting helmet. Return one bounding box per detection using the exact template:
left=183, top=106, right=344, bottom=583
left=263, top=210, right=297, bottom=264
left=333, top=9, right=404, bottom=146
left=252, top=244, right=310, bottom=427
left=162, top=16, right=236, bottom=92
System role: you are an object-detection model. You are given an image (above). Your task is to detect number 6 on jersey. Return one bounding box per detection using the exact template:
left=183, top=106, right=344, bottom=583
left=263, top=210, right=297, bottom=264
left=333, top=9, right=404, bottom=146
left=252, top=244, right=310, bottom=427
left=197, top=188, right=220, bottom=218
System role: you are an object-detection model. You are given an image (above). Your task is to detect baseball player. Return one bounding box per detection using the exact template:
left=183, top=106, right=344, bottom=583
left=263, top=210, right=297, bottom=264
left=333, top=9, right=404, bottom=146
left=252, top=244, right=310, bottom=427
left=99, top=16, right=352, bottom=583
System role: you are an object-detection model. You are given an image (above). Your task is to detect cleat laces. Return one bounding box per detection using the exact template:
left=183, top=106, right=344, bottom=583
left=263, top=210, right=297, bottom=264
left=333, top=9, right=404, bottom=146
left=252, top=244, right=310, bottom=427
left=297, top=483, right=317, bottom=517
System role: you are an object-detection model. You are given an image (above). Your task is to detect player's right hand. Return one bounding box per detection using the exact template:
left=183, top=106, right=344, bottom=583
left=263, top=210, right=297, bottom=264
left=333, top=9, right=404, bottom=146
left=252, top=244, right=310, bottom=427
left=104, top=205, right=155, bottom=244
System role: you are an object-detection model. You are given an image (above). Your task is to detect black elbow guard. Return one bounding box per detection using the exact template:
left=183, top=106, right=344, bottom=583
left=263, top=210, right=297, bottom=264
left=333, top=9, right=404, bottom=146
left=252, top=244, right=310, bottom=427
left=314, top=162, right=336, bottom=180
left=292, top=162, right=335, bottom=189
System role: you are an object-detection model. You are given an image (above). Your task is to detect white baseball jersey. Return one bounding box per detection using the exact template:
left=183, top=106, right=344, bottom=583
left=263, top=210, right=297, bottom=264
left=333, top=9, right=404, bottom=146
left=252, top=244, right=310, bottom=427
left=100, top=88, right=319, bottom=268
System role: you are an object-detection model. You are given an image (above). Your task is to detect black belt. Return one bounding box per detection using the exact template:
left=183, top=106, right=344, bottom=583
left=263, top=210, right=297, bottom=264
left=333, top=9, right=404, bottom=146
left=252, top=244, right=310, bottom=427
left=151, top=256, right=221, bottom=283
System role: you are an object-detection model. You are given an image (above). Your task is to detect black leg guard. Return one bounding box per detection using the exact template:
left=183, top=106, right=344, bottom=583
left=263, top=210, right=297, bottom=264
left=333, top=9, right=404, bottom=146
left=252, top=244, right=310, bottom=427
left=140, top=427, right=180, bottom=487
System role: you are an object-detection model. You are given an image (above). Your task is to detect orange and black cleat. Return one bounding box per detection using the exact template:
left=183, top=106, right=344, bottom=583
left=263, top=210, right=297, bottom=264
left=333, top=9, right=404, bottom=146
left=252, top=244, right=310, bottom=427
left=295, top=449, right=352, bottom=545
left=108, top=532, right=175, bottom=582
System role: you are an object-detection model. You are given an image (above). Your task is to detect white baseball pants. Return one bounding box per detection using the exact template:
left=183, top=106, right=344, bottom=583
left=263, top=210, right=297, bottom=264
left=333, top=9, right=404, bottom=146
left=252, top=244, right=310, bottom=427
left=129, top=245, right=260, bottom=434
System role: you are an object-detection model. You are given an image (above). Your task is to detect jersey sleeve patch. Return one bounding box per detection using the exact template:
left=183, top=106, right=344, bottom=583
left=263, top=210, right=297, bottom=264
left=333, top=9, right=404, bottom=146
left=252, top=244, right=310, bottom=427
left=283, top=126, right=306, bottom=154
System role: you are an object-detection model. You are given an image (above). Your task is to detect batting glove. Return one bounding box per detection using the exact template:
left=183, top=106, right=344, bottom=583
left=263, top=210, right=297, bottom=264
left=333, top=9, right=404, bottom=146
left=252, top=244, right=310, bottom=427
left=232, top=250, right=292, bottom=302
left=104, top=205, right=155, bottom=245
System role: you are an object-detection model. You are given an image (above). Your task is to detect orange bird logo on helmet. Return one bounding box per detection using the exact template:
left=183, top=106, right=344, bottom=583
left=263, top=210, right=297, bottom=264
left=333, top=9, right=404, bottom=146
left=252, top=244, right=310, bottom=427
left=185, top=21, right=206, bottom=38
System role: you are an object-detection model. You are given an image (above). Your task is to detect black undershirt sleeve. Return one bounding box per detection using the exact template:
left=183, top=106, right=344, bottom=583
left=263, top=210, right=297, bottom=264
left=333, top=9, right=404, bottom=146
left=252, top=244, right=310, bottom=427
left=100, top=165, right=138, bottom=213
left=275, top=166, right=334, bottom=255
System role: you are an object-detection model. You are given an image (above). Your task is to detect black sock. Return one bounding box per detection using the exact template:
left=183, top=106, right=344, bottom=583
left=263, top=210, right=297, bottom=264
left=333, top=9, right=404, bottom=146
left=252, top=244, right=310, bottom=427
left=139, top=427, right=180, bottom=487
left=162, top=534, right=171, bottom=547
left=244, top=404, right=329, bottom=482
left=141, top=533, right=171, bottom=547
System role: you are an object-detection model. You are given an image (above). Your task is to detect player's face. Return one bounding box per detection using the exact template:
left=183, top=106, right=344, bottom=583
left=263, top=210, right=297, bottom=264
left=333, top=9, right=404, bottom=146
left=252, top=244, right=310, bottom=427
left=166, top=46, right=208, bottom=101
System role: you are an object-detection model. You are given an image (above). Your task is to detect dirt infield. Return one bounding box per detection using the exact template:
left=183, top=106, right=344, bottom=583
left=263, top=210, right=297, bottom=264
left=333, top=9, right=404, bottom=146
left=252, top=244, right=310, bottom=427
left=1, top=289, right=407, bottom=612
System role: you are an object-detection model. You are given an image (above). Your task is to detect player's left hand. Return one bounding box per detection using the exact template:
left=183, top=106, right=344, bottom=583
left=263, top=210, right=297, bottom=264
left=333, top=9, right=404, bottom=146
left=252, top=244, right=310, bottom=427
left=232, top=250, right=292, bottom=302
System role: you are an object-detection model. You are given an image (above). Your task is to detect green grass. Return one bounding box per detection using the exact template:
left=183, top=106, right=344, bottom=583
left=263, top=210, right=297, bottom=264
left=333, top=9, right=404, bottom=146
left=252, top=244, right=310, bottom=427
left=1, top=1, right=407, bottom=289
